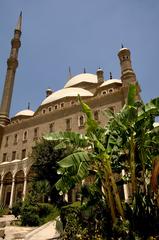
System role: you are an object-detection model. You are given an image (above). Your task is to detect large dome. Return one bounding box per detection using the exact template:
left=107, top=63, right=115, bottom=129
left=64, top=73, right=98, bottom=88
left=100, top=79, right=122, bottom=87
left=15, top=109, right=34, bottom=117
left=41, top=87, right=93, bottom=106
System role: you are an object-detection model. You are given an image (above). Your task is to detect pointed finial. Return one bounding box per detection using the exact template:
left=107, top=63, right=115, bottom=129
left=84, top=67, right=86, bottom=73
left=27, top=102, right=30, bottom=110
left=121, top=43, right=124, bottom=48
left=15, top=11, right=22, bottom=31
left=110, top=72, right=112, bottom=79
left=68, top=66, right=72, bottom=79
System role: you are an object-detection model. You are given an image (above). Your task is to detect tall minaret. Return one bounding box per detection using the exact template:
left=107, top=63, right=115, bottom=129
left=118, top=46, right=136, bottom=86
left=0, top=12, right=22, bottom=126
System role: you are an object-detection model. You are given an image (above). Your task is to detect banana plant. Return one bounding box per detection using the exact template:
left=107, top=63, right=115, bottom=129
left=107, top=84, right=159, bottom=197
left=44, top=97, right=124, bottom=223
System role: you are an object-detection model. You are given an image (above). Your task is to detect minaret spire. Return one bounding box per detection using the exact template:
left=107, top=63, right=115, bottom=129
left=68, top=66, right=72, bottom=79
left=16, top=11, right=22, bottom=31
left=0, top=13, right=22, bottom=126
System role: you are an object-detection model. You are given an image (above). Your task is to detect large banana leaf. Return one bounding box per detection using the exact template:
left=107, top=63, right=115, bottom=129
left=138, top=97, right=159, bottom=121
left=58, top=151, right=90, bottom=169
left=44, top=131, right=89, bottom=148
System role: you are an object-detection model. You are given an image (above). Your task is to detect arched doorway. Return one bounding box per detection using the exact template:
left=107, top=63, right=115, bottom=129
left=15, top=170, right=24, bottom=202
left=3, top=172, right=12, bottom=206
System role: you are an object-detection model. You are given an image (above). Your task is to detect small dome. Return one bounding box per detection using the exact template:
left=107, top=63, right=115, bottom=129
left=120, top=47, right=130, bottom=51
left=100, top=79, right=122, bottom=88
left=41, top=87, right=93, bottom=106
left=64, top=73, right=98, bottom=88
left=15, top=109, right=34, bottom=117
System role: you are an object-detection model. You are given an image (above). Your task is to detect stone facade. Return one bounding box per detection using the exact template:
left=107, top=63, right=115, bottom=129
left=0, top=15, right=140, bottom=208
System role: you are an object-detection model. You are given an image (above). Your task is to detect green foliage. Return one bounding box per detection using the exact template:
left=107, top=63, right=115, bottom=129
left=31, top=139, right=71, bottom=204
left=12, top=184, right=59, bottom=227
left=38, top=203, right=59, bottom=223
left=125, top=192, right=159, bottom=239
left=31, top=180, right=51, bottom=203
left=0, top=203, right=5, bottom=217
left=14, top=198, right=59, bottom=226
left=60, top=205, right=82, bottom=239
left=43, top=85, right=159, bottom=238
left=20, top=203, right=41, bottom=226
left=60, top=199, right=112, bottom=240
left=12, top=199, right=22, bottom=218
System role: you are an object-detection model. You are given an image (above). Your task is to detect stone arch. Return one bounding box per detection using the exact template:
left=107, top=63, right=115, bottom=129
left=15, top=170, right=24, bottom=202
left=3, top=172, right=12, bottom=206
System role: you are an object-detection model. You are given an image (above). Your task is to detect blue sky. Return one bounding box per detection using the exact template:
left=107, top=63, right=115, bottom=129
left=0, top=0, right=159, bottom=116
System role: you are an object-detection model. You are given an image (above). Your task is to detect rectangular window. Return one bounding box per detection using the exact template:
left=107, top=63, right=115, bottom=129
left=21, top=149, right=26, bottom=159
left=2, top=153, right=7, bottom=162
left=66, top=118, right=71, bottom=131
left=12, top=151, right=16, bottom=161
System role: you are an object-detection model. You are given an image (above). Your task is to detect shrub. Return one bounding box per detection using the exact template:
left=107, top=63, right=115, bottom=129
left=38, top=203, right=59, bottom=224
left=12, top=199, right=22, bottom=218
left=0, top=204, right=5, bottom=217
left=60, top=205, right=82, bottom=239
left=20, top=204, right=41, bottom=226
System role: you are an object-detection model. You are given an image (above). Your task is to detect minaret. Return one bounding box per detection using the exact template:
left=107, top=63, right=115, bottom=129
left=96, top=67, right=104, bottom=83
left=0, top=12, right=22, bottom=126
left=118, top=46, right=136, bottom=86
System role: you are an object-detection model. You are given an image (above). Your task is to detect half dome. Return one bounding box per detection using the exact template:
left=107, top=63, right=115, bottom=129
left=41, top=87, right=93, bottom=106
left=15, top=109, right=34, bottom=117
left=100, top=79, right=122, bottom=88
left=64, top=73, right=98, bottom=88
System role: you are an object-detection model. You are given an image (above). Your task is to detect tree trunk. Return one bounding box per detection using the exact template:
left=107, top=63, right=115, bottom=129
left=106, top=160, right=125, bottom=219
left=130, top=134, right=137, bottom=195
left=102, top=176, right=116, bottom=224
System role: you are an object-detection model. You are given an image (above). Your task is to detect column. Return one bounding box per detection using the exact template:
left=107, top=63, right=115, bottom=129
left=9, top=177, right=15, bottom=208
left=0, top=178, right=3, bottom=204
left=22, top=176, right=27, bottom=201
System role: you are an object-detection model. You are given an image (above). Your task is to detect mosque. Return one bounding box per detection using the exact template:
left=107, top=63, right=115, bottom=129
left=0, top=13, right=140, bottom=208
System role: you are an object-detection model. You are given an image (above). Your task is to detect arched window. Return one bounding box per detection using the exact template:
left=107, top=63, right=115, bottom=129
left=54, top=105, right=58, bottom=110
left=78, top=115, right=85, bottom=127
left=61, top=102, right=64, bottom=108
left=108, top=88, right=114, bottom=93
left=94, top=110, right=99, bottom=121
left=23, top=131, right=28, bottom=142
left=21, top=149, right=26, bottom=159
left=102, top=90, right=107, bottom=95
left=5, top=136, right=9, bottom=147
left=42, top=109, right=46, bottom=114
left=49, top=123, right=54, bottom=133
left=34, top=128, right=39, bottom=140
left=48, top=107, right=52, bottom=112
left=66, top=118, right=71, bottom=131
left=108, top=106, right=115, bottom=113
left=14, top=134, right=18, bottom=144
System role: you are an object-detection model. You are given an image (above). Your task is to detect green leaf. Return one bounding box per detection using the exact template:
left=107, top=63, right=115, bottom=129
left=58, top=151, right=90, bottom=169
left=127, top=84, right=137, bottom=106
